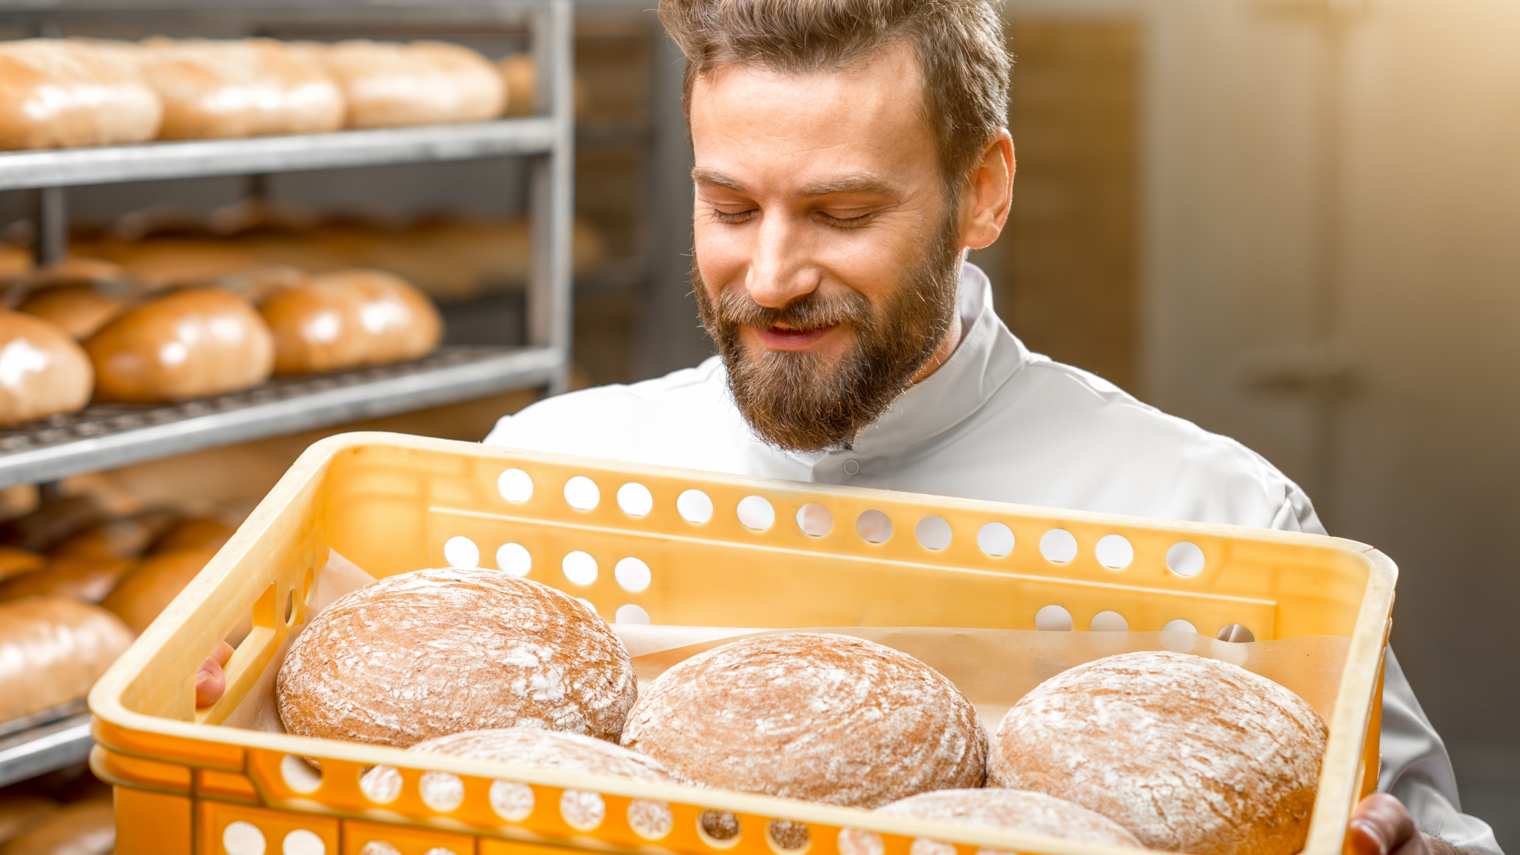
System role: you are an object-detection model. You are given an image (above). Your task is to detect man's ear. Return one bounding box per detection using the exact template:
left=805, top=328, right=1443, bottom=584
left=961, top=129, right=1015, bottom=251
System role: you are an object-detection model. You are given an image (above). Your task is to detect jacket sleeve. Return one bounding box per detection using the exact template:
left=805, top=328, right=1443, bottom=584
left=1274, top=494, right=1503, bottom=854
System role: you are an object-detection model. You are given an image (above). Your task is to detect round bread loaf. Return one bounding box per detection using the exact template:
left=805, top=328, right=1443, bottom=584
left=0, top=311, right=94, bottom=426
left=839, top=789, right=1140, bottom=855
left=85, top=287, right=275, bottom=402
left=621, top=632, right=987, bottom=808
left=990, top=651, right=1328, bottom=855
left=137, top=38, right=344, bottom=140
left=0, top=598, right=134, bottom=722
left=277, top=568, right=637, bottom=749
left=100, top=546, right=218, bottom=635
left=258, top=269, right=442, bottom=374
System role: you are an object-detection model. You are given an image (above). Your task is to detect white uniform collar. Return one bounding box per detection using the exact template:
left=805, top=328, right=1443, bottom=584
left=770, top=262, right=1030, bottom=464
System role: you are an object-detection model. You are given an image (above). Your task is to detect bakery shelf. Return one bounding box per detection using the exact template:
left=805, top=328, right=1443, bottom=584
left=0, top=120, right=555, bottom=192
left=0, top=346, right=561, bottom=490
left=0, top=707, right=93, bottom=789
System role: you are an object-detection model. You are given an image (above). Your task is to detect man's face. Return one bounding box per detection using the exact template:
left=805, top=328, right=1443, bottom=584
left=689, top=44, right=965, bottom=453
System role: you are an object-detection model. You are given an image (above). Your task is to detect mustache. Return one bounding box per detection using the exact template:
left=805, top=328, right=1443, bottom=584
left=710, top=286, right=874, bottom=332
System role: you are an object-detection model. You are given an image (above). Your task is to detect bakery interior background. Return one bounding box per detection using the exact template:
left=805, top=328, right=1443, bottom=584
left=1, top=0, right=1517, bottom=841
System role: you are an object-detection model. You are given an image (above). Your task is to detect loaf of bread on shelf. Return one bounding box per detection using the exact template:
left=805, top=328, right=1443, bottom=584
left=48, top=509, right=179, bottom=562
left=0, top=598, right=133, bottom=721
left=16, top=285, right=128, bottom=340
left=496, top=53, right=589, bottom=119
left=96, top=238, right=264, bottom=290
left=0, top=796, right=114, bottom=855
left=0, top=39, right=162, bottom=150
left=306, top=40, right=505, bottom=129
left=137, top=38, right=345, bottom=140
left=258, top=269, right=442, bottom=374
left=150, top=516, right=235, bottom=554
left=0, top=311, right=95, bottom=426
left=0, top=554, right=135, bottom=604
left=0, top=547, right=45, bottom=584
left=84, top=287, right=275, bottom=402
left=100, top=545, right=218, bottom=635
left=990, top=650, right=1328, bottom=855
left=277, top=568, right=637, bottom=749
left=838, top=789, right=1141, bottom=855
left=622, top=632, right=988, bottom=809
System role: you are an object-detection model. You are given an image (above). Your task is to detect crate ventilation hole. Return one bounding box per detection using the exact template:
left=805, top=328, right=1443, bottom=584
left=221, top=821, right=324, bottom=855
left=361, top=843, right=460, bottom=855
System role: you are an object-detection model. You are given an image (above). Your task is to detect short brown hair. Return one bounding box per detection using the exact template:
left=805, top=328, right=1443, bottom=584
left=661, top=0, right=1011, bottom=193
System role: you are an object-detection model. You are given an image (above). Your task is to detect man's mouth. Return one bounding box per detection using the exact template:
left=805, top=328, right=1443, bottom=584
left=753, top=324, right=839, bottom=351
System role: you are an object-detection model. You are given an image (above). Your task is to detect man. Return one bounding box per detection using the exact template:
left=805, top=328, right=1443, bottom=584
left=482, top=2, right=1501, bottom=852
left=194, top=0, right=1496, bottom=849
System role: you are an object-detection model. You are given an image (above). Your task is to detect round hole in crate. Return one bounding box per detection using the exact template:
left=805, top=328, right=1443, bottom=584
left=1166, top=541, right=1206, bottom=577
left=359, top=766, right=401, bottom=805
left=490, top=780, right=535, bottom=821
left=914, top=516, right=952, bottom=551
left=280, top=755, right=322, bottom=794
left=420, top=771, right=465, bottom=812
left=423, top=849, right=459, bottom=855
left=738, top=496, right=776, bottom=531
left=768, top=820, right=811, bottom=853
left=564, top=476, right=601, bottom=510
left=1216, top=623, right=1256, bottom=644
left=360, top=843, right=400, bottom=855
left=444, top=536, right=480, bottom=569
left=838, top=829, right=885, bottom=855
left=911, top=839, right=954, bottom=855
left=496, top=543, right=532, bottom=577
left=1035, top=604, right=1074, bottom=631
left=976, top=522, right=1015, bottom=558
left=618, top=482, right=654, bottom=517
left=678, top=490, right=714, bottom=524
left=1095, top=534, right=1134, bottom=570
left=283, top=830, right=325, bottom=855
left=1039, top=529, right=1078, bottom=564
left=283, top=588, right=297, bottom=626
left=1090, top=610, right=1129, bottom=632
left=561, top=789, right=606, bottom=831
left=616, top=604, right=652, bottom=625
left=563, top=551, right=598, bottom=586
left=498, top=468, right=534, bottom=503
left=615, top=557, right=652, bottom=593
left=855, top=510, right=893, bottom=544
left=1163, top=619, right=1198, bottom=635
left=796, top=503, right=833, bottom=537
left=223, top=821, right=266, bottom=855
left=629, top=800, right=675, bottom=840
left=699, top=810, right=742, bottom=848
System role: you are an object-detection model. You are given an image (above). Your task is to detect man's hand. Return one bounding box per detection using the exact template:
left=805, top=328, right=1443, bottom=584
left=1350, top=794, right=1468, bottom=855
left=195, top=641, right=235, bottom=708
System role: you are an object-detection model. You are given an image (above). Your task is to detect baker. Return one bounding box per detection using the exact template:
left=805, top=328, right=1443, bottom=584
left=192, top=0, right=1499, bottom=850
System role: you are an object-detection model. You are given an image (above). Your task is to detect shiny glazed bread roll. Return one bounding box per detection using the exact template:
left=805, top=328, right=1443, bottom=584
left=0, top=554, right=135, bottom=604
left=839, top=790, right=1140, bottom=855
left=0, top=547, right=45, bottom=584
left=149, top=517, right=235, bottom=554
left=137, top=38, right=344, bottom=139
left=312, top=40, right=505, bottom=128
left=100, top=546, right=217, bottom=635
left=990, top=651, right=1328, bottom=855
left=277, top=568, right=637, bottom=749
left=0, top=796, right=114, bottom=855
left=621, top=632, right=988, bottom=808
left=0, top=311, right=94, bottom=426
left=0, top=39, right=162, bottom=150
left=84, top=287, right=275, bottom=402
left=16, top=285, right=127, bottom=340
left=48, top=509, right=178, bottom=561
left=258, top=269, right=442, bottom=374
left=0, top=598, right=134, bottom=721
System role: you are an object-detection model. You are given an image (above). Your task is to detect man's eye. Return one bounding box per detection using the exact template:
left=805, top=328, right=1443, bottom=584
left=817, top=211, right=874, bottom=228
left=711, top=208, right=756, bottom=224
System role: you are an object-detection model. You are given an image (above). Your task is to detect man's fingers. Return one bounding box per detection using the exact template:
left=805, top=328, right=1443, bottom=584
left=1350, top=794, right=1420, bottom=855
left=195, top=642, right=236, bottom=708
left=211, top=640, right=235, bottom=667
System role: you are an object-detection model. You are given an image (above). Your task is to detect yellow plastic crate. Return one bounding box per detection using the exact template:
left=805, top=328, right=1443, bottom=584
left=89, top=432, right=1395, bottom=855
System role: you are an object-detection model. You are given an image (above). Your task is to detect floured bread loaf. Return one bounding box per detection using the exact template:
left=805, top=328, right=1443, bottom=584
left=362, top=727, right=676, bottom=829
left=277, top=568, right=637, bottom=749
left=0, top=39, right=162, bottom=150
left=137, top=38, right=344, bottom=139
left=839, top=789, right=1140, bottom=855
left=307, top=40, right=504, bottom=129
left=622, top=632, right=986, bottom=808
left=990, top=650, right=1328, bottom=855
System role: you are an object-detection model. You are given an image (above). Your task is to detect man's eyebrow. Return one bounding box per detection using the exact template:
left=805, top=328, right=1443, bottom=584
left=797, top=174, right=899, bottom=197
left=692, top=167, right=746, bottom=192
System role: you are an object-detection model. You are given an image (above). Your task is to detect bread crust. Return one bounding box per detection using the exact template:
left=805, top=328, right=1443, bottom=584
left=0, top=39, right=162, bottom=150
left=0, top=311, right=94, bottom=426
left=100, top=546, right=217, bottom=635
left=309, top=40, right=505, bottom=129
left=0, top=598, right=134, bottom=721
left=258, top=269, right=442, bottom=374
left=621, top=632, right=987, bottom=808
left=277, top=568, right=637, bottom=749
left=989, top=650, right=1328, bottom=855
left=137, top=38, right=344, bottom=140
left=839, top=789, right=1141, bottom=855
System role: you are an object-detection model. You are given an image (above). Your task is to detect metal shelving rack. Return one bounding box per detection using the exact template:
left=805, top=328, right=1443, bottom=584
left=0, top=0, right=574, bottom=787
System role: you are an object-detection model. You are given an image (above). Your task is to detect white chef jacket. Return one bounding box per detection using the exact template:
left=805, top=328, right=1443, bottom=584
left=486, top=262, right=1501, bottom=852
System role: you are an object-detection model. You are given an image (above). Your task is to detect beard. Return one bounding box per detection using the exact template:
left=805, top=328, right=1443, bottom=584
left=693, top=215, right=964, bottom=453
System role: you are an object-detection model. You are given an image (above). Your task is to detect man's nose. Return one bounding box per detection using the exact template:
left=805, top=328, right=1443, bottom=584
left=745, top=214, right=818, bottom=308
